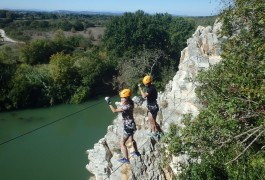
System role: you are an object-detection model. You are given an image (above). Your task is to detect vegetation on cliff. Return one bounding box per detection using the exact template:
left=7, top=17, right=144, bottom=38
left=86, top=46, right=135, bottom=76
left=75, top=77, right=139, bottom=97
left=163, top=0, right=265, bottom=179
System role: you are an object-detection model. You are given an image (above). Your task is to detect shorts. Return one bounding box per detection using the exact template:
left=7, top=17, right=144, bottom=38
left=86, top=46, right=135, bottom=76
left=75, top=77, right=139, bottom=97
left=147, top=104, right=159, bottom=116
left=123, top=122, right=136, bottom=136
left=123, top=128, right=135, bottom=136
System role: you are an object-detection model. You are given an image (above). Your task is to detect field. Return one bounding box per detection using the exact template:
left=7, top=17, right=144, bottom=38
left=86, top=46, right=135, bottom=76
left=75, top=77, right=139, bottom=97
left=22, top=26, right=105, bottom=44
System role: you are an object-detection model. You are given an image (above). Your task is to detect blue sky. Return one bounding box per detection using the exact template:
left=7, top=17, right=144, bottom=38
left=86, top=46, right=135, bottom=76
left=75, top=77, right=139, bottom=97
left=1, top=0, right=221, bottom=16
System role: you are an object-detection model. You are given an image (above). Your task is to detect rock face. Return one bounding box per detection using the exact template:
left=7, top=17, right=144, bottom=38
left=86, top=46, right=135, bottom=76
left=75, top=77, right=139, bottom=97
left=86, top=21, right=224, bottom=180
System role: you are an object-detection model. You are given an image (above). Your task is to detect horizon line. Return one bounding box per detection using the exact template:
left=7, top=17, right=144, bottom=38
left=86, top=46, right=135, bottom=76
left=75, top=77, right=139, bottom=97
left=1, top=8, right=217, bottom=17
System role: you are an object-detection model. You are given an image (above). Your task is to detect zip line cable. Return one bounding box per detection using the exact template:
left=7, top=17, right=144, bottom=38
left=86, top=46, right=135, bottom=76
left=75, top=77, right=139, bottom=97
left=1, top=56, right=198, bottom=147
left=104, top=84, right=197, bottom=179
left=0, top=100, right=105, bottom=146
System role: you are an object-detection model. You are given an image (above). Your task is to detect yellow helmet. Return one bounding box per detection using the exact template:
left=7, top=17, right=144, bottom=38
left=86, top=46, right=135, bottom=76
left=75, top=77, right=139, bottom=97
left=143, top=75, right=152, bottom=85
left=119, top=89, right=131, bottom=98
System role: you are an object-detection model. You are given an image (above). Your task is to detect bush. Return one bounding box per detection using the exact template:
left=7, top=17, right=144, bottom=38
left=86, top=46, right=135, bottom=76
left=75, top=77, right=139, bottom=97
left=7, top=64, right=51, bottom=109
left=70, top=86, right=90, bottom=104
left=19, top=37, right=80, bottom=65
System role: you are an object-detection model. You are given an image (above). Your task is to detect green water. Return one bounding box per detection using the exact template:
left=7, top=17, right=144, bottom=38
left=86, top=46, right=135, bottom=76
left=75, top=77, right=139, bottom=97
left=0, top=97, right=117, bottom=180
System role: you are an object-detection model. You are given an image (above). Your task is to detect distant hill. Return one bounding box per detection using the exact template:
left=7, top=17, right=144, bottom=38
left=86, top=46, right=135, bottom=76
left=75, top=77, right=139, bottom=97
left=1, top=8, right=209, bottom=17
left=52, top=10, right=124, bottom=15
left=2, top=8, right=124, bottom=16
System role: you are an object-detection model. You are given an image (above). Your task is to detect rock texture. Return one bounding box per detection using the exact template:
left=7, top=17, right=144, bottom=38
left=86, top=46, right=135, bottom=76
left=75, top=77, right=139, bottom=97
left=86, top=21, right=224, bottom=180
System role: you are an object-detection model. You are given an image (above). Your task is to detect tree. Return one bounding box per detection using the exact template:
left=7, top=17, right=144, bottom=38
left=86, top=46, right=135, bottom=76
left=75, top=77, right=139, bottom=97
left=168, top=17, right=195, bottom=57
left=72, top=20, right=84, bottom=31
left=103, top=10, right=194, bottom=65
left=49, top=53, right=80, bottom=103
left=49, top=49, right=107, bottom=104
left=6, top=11, right=15, bottom=21
left=20, top=37, right=78, bottom=65
left=54, top=29, right=65, bottom=40
left=0, top=62, right=16, bottom=110
left=7, top=64, right=51, bottom=109
left=0, top=10, right=7, bottom=18
left=20, top=39, right=56, bottom=64
left=57, top=20, right=72, bottom=31
left=103, top=10, right=167, bottom=57
left=112, top=49, right=175, bottom=91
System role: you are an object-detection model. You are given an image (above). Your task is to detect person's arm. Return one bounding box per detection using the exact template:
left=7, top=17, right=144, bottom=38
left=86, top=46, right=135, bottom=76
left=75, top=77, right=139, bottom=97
left=105, top=97, right=123, bottom=113
left=109, top=104, right=123, bottom=113
left=138, top=84, right=149, bottom=98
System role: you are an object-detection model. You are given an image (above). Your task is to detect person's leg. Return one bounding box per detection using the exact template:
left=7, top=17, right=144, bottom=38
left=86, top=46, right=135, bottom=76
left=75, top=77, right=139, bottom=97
left=129, top=135, right=138, bottom=152
left=153, top=114, right=163, bottom=133
left=148, top=111, right=157, bottom=133
left=129, top=134, right=141, bottom=156
left=120, top=135, right=129, bottom=159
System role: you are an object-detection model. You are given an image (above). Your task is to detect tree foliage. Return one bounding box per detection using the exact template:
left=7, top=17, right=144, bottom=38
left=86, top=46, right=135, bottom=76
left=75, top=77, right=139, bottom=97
left=103, top=10, right=195, bottom=60
left=163, top=0, right=265, bottom=179
left=112, top=49, right=175, bottom=91
left=19, top=36, right=80, bottom=65
left=0, top=41, right=109, bottom=110
left=7, top=64, right=51, bottom=109
left=49, top=53, right=80, bottom=104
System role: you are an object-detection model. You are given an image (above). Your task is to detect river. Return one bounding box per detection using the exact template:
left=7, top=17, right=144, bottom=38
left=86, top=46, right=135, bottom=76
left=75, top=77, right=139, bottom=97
left=0, top=97, right=118, bottom=180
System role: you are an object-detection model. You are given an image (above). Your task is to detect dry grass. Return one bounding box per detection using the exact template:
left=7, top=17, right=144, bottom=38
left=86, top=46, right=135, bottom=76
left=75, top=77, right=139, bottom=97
left=23, top=26, right=105, bottom=44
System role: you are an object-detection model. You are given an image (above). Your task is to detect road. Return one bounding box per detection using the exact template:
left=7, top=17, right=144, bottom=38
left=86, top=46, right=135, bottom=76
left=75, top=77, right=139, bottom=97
left=0, top=29, right=18, bottom=43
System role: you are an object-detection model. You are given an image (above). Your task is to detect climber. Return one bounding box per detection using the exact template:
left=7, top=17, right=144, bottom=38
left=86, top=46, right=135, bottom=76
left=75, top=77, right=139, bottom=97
left=138, top=75, right=163, bottom=139
left=105, top=89, right=140, bottom=164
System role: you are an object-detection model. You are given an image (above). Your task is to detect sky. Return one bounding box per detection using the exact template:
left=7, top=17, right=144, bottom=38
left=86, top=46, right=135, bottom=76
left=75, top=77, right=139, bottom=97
left=1, top=0, right=222, bottom=16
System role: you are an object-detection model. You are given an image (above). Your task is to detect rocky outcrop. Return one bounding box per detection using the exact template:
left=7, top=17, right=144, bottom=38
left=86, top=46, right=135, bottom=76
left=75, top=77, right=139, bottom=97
left=159, top=22, right=224, bottom=133
left=86, top=21, right=224, bottom=180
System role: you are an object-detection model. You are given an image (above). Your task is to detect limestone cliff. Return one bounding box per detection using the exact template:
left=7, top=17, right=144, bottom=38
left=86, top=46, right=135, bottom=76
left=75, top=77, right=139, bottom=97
left=86, top=21, right=224, bottom=180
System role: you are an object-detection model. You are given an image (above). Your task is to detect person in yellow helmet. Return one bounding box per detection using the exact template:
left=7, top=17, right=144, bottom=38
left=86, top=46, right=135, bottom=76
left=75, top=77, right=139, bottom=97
left=138, top=75, right=163, bottom=139
left=105, top=89, right=140, bottom=164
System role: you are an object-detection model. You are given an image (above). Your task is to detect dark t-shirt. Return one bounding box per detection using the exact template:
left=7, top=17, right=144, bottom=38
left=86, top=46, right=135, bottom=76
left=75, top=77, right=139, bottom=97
left=146, top=85, right=157, bottom=105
